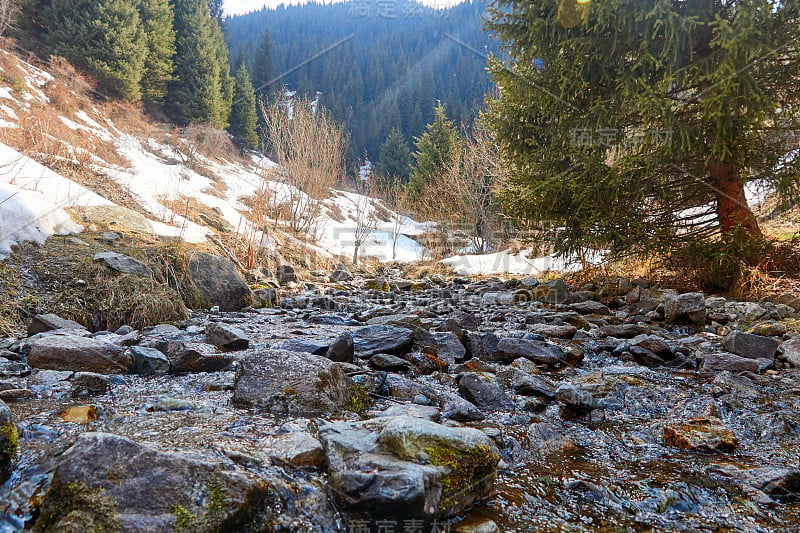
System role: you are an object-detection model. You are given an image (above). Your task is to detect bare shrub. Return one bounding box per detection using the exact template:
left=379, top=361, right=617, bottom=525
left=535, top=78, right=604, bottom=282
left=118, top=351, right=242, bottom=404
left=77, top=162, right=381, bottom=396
left=350, top=178, right=380, bottom=264
left=414, top=119, right=506, bottom=257
left=259, top=97, right=344, bottom=236
left=371, top=173, right=407, bottom=261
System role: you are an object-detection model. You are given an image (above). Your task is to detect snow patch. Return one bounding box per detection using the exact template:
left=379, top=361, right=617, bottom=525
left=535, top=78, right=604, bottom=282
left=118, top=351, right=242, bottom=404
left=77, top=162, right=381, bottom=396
left=441, top=249, right=585, bottom=276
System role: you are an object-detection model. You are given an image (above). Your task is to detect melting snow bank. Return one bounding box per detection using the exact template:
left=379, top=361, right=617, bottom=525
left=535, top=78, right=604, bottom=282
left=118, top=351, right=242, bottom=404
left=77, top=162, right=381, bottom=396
left=0, top=182, right=82, bottom=258
left=441, top=249, right=588, bottom=276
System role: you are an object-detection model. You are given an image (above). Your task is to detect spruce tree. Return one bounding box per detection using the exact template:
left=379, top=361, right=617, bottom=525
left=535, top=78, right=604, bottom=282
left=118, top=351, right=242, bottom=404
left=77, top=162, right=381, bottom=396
left=139, top=0, right=175, bottom=108
left=42, top=0, right=147, bottom=101
left=228, top=63, right=258, bottom=150
left=407, top=102, right=461, bottom=202
left=166, top=0, right=231, bottom=128
left=486, top=0, right=800, bottom=259
left=252, top=29, right=279, bottom=100
left=376, top=128, right=412, bottom=183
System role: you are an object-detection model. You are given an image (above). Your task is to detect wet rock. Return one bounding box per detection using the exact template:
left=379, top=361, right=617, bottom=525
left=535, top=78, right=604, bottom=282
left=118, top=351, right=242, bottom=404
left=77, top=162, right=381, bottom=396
left=701, top=352, right=760, bottom=374
left=0, top=359, right=30, bottom=377
left=351, top=325, right=414, bottom=357
left=93, top=251, right=151, bottom=277
left=511, top=371, right=556, bottom=399
left=527, top=422, right=579, bottom=456
left=433, top=332, right=466, bottom=364
left=254, top=287, right=278, bottom=306
left=204, top=321, right=250, bottom=350
left=275, top=338, right=328, bottom=355
left=782, top=336, right=800, bottom=367
left=70, top=372, right=110, bottom=397
left=367, top=313, right=423, bottom=328
left=329, top=269, right=353, bottom=282
left=375, top=404, right=441, bottom=421
left=465, top=332, right=500, bottom=361
left=440, top=392, right=485, bottom=422
left=707, top=465, right=800, bottom=502
left=662, top=417, right=737, bottom=451
left=457, top=373, right=515, bottom=411
left=263, top=432, right=324, bottom=468
left=369, top=354, right=411, bottom=371
left=325, top=332, right=355, bottom=363
left=28, top=335, right=131, bottom=374
left=597, top=324, right=647, bottom=338
left=564, top=479, right=609, bottom=502
left=664, top=292, right=706, bottom=325
left=309, top=314, right=359, bottom=326
left=528, top=323, right=577, bottom=339
left=568, top=301, right=612, bottom=315
left=59, top=405, right=98, bottom=423
left=128, top=346, right=170, bottom=375
left=276, top=264, right=297, bottom=284
left=0, top=400, right=15, bottom=479
left=452, top=518, right=500, bottom=533
left=533, top=279, right=570, bottom=304
left=496, top=337, right=565, bottom=365
left=722, top=331, right=779, bottom=361
left=233, top=349, right=354, bottom=416
left=555, top=383, right=600, bottom=412
left=147, top=397, right=195, bottom=412
left=408, top=352, right=449, bottom=374
left=630, top=346, right=665, bottom=367
left=27, top=314, right=86, bottom=337
left=188, top=251, right=254, bottom=311
left=171, top=343, right=233, bottom=373
left=34, top=432, right=334, bottom=532
left=318, top=416, right=499, bottom=519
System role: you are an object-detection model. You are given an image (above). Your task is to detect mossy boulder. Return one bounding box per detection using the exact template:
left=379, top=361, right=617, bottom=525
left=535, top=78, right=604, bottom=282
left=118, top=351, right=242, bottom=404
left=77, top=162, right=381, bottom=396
left=319, top=416, right=499, bottom=519
left=0, top=400, right=17, bottom=481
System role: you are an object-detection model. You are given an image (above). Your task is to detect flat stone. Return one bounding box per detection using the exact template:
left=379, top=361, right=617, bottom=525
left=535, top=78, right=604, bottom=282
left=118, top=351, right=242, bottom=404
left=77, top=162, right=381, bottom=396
left=555, top=383, right=600, bottom=411
left=781, top=336, right=800, bottom=367
left=28, top=335, right=130, bottom=374
left=128, top=346, right=170, bottom=375
left=351, top=325, right=414, bottom=357
left=27, top=314, right=86, bottom=337
left=370, top=353, right=411, bottom=371
left=496, top=338, right=565, bottom=365
left=528, top=323, right=577, bottom=339
left=662, top=417, right=737, bottom=451
left=93, top=251, right=151, bottom=277
left=568, top=301, right=612, bottom=315
left=170, top=343, right=233, bottom=373
left=664, top=292, right=706, bottom=325
left=722, top=331, right=779, bottom=361
left=263, top=432, right=325, bottom=468
left=204, top=321, right=250, bottom=350
left=457, top=373, right=515, bottom=411
left=701, top=352, right=760, bottom=374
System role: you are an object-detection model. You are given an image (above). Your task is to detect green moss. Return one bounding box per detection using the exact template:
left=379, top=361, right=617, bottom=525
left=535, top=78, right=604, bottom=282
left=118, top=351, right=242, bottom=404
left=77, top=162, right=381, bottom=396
left=344, top=384, right=371, bottom=415
left=34, top=481, right=120, bottom=533
left=170, top=478, right=228, bottom=532
left=0, top=423, right=17, bottom=461
left=172, top=503, right=198, bottom=532
left=424, top=444, right=497, bottom=512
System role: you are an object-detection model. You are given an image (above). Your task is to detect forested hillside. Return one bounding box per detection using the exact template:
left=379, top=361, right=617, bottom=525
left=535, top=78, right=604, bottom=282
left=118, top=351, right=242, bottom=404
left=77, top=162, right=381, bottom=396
left=225, top=0, right=495, bottom=163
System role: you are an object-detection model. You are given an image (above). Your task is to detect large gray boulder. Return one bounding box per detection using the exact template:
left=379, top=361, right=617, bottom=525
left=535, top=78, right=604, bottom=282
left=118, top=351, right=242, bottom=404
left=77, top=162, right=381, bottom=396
left=204, top=322, right=250, bottom=351
left=664, top=292, right=706, bottom=325
left=27, top=314, right=86, bottom=337
left=701, top=351, right=761, bottom=374
left=187, top=252, right=254, bottom=311
left=318, top=416, right=499, bottom=520
left=722, top=331, right=779, bottom=361
left=34, top=432, right=339, bottom=532
left=28, top=335, right=131, bottom=374
left=466, top=332, right=500, bottom=361
left=496, top=337, right=565, bottom=365
left=232, top=349, right=355, bottom=416
left=351, top=325, right=414, bottom=357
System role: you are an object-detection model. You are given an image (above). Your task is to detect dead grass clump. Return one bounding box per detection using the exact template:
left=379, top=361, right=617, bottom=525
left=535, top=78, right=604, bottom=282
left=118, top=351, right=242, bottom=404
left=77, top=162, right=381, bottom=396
left=51, top=161, right=143, bottom=211
left=0, top=258, right=34, bottom=337
left=402, top=260, right=455, bottom=280
left=159, top=195, right=233, bottom=233
left=44, top=56, right=94, bottom=114
left=100, top=101, right=156, bottom=138
left=731, top=238, right=800, bottom=300
left=28, top=236, right=189, bottom=331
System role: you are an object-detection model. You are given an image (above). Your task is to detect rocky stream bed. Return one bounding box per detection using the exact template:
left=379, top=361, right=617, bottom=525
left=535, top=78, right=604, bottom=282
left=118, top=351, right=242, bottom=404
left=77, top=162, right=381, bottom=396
left=0, top=266, right=799, bottom=532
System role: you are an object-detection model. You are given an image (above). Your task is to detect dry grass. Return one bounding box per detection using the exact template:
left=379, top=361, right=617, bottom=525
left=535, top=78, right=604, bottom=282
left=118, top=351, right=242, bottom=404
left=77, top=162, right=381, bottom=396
left=402, top=260, right=456, bottom=280
left=159, top=195, right=233, bottom=234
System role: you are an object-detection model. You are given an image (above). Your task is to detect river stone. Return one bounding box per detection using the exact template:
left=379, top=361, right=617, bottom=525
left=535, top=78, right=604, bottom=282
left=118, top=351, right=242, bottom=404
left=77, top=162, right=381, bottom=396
left=533, top=279, right=571, bottom=304
left=433, top=332, right=466, bottom=364
left=781, top=336, right=800, bottom=367
left=369, top=353, right=411, bottom=371
left=496, top=338, right=565, bottom=365
left=0, top=400, right=15, bottom=479
left=511, top=371, right=556, bottom=399
left=440, top=392, right=485, bottom=422
left=93, top=251, right=152, bottom=277
left=70, top=372, right=110, bottom=397
left=276, top=264, right=297, bottom=284
left=274, top=338, right=328, bottom=355
left=33, top=432, right=338, bottom=532
left=188, top=251, right=254, bottom=311
left=204, top=322, right=250, bottom=350
left=28, top=335, right=131, bottom=374
left=318, top=416, right=499, bottom=519
left=457, top=373, right=515, bottom=411
left=664, top=292, right=706, bottom=325
left=555, top=383, right=600, bottom=412
left=27, top=314, right=86, bottom=337
left=662, top=416, right=737, bottom=451
left=528, top=323, right=577, bottom=339
left=232, top=349, right=354, bottom=416
left=325, top=332, right=354, bottom=363
left=170, top=343, right=233, bottom=373
left=722, top=331, right=779, bottom=361
left=351, top=325, right=414, bottom=357
left=701, top=352, right=760, bottom=374
left=329, top=269, right=353, bottom=282
left=568, top=301, right=612, bottom=315
left=597, top=324, right=647, bottom=339
left=263, top=432, right=325, bottom=468
left=128, top=346, right=170, bottom=375
left=465, top=332, right=500, bottom=361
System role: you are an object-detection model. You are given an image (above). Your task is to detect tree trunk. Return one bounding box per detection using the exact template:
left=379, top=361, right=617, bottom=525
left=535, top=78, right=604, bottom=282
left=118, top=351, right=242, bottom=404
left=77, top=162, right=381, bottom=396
left=708, top=159, right=763, bottom=242
left=352, top=245, right=359, bottom=265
